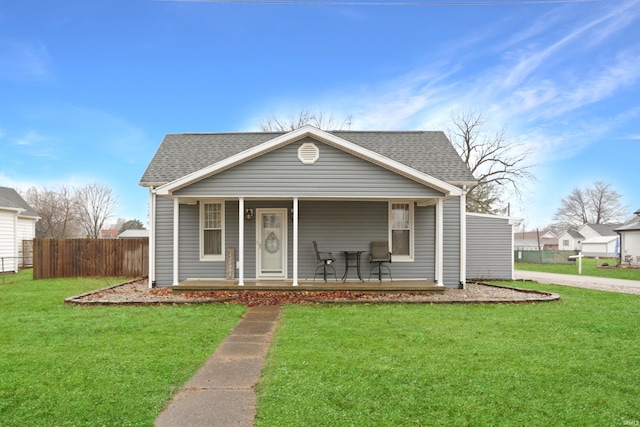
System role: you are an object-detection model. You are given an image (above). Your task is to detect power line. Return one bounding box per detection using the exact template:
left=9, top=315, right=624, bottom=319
left=157, top=0, right=598, bottom=5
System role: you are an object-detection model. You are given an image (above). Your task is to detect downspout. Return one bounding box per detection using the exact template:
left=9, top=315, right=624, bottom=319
left=13, top=212, right=19, bottom=273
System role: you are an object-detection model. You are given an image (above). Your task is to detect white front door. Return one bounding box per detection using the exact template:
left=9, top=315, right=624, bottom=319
left=256, top=209, right=287, bottom=279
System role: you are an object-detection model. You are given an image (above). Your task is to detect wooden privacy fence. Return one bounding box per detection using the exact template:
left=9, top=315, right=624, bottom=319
left=33, top=238, right=148, bottom=280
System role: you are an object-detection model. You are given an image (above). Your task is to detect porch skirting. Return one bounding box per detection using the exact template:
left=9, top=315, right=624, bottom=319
left=172, top=279, right=443, bottom=294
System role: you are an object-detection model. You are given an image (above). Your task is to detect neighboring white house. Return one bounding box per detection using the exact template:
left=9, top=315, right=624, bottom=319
left=615, top=209, right=640, bottom=267
left=514, top=230, right=558, bottom=251
left=577, top=223, right=620, bottom=240
left=580, top=236, right=619, bottom=258
left=0, top=187, right=39, bottom=273
left=558, top=230, right=584, bottom=251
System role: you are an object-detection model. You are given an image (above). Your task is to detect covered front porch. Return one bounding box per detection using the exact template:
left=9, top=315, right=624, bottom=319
left=172, top=278, right=444, bottom=293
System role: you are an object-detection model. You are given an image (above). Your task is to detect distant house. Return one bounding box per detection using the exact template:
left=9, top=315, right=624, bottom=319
left=576, top=223, right=621, bottom=257
left=514, top=230, right=558, bottom=251
left=100, top=229, right=119, bottom=239
left=0, top=187, right=39, bottom=272
left=118, top=229, right=149, bottom=239
left=580, top=236, right=619, bottom=258
left=615, top=209, right=640, bottom=267
left=558, top=230, right=584, bottom=251
left=577, top=223, right=621, bottom=240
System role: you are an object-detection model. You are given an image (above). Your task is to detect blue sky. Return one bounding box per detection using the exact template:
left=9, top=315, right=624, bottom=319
left=1, top=0, right=639, bottom=229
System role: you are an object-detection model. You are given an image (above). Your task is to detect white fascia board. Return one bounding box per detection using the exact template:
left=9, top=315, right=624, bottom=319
left=156, top=125, right=463, bottom=197
left=0, top=206, right=23, bottom=214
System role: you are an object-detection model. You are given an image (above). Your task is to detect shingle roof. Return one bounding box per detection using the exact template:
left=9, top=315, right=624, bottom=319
left=586, top=223, right=621, bottom=237
left=567, top=230, right=584, bottom=239
left=0, top=186, right=38, bottom=218
left=139, top=130, right=477, bottom=187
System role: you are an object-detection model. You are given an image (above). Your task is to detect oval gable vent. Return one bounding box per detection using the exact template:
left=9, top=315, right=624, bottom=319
left=298, top=142, right=319, bottom=164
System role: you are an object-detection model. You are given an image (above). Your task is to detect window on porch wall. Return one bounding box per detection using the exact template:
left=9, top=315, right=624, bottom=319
left=390, top=202, right=412, bottom=259
left=202, top=202, right=223, bottom=258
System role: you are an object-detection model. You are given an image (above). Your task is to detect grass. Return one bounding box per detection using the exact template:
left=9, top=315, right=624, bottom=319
left=255, top=281, right=640, bottom=426
left=0, top=270, right=246, bottom=427
left=516, top=257, right=640, bottom=280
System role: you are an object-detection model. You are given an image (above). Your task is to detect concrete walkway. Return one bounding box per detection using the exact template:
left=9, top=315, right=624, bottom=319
left=155, top=305, right=282, bottom=427
left=514, top=270, right=640, bottom=295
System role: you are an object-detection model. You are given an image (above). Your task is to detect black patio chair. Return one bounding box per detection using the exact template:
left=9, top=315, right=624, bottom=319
left=369, top=241, right=392, bottom=281
left=313, top=241, right=337, bottom=282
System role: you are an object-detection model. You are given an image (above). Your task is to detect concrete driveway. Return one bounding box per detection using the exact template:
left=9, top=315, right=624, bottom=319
left=514, top=270, right=640, bottom=295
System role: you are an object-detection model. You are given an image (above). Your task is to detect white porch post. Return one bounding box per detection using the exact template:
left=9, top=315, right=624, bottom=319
left=292, top=197, right=299, bottom=286
left=435, top=198, right=444, bottom=286
left=459, top=192, right=467, bottom=289
left=173, top=197, right=179, bottom=286
left=148, top=188, right=156, bottom=288
left=238, top=198, right=245, bottom=286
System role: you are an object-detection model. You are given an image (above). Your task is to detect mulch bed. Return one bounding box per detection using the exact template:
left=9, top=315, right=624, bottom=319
left=65, top=278, right=559, bottom=306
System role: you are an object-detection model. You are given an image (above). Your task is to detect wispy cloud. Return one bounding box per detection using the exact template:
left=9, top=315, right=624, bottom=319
left=0, top=39, right=53, bottom=81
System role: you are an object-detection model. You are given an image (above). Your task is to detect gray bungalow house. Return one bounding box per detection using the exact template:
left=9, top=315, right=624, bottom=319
left=140, top=126, right=491, bottom=289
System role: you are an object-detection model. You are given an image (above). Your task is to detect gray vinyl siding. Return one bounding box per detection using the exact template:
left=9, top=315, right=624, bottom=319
left=466, top=214, right=514, bottom=280
left=177, top=202, right=239, bottom=280
left=174, top=138, right=444, bottom=199
left=155, top=196, right=174, bottom=286
left=443, top=198, right=461, bottom=288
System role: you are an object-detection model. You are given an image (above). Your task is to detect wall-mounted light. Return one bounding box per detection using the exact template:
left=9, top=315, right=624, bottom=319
left=245, top=208, right=254, bottom=221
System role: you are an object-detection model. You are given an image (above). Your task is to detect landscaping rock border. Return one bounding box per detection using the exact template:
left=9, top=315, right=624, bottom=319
left=65, top=278, right=559, bottom=306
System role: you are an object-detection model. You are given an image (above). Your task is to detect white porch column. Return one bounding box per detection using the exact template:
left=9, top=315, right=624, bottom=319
left=148, top=188, right=156, bottom=288
left=173, top=198, right=179, bottom=286
left=459, top=192, right=467, bottom=289
left=435, top=198, right=444, bottom=286
left=292, top=197, right=299, bottom=286
left=238, top=198, right=245, bottom=286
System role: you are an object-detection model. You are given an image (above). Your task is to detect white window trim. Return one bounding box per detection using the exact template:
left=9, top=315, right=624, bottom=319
left=200, top=200, right=225, bottom=261
left=388, top=201, right=414, bottom=262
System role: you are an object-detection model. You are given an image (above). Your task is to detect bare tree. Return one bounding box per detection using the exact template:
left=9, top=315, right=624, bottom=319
left=554, top=181, right=629, bottom=229
left=445, top=110, right=535, bottom=214
left=22, top=186, right=81, bottom=238
left=260, top=109, right=353, bottom=131
left=74, top=183, right=118, bottom=238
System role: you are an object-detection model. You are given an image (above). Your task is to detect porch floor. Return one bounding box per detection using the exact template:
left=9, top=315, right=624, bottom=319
left=173, top=279, right=444, bottom=294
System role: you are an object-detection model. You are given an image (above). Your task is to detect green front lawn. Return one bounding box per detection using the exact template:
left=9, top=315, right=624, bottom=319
left=516, top=257, right=640, bottom=280
left=0, top=270, right=245, bottom=426
left=255, top=281, right=640, bottom=426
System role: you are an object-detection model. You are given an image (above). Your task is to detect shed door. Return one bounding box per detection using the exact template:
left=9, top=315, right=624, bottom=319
left=256, top=209, right=287, bottom=279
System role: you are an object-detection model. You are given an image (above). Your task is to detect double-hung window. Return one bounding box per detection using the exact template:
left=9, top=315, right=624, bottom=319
left=390, top=202, right=413, bottom=261
left=201, top=201, right=224, bottom=260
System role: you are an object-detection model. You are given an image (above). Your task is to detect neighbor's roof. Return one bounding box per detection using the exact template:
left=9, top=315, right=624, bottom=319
left=0, top=186, right=39, bottom=218
left=561, top=230, right=584, bottom=239
left=584, top=223, right=622, bottom=236
left=139, top=130, right=477, bottom=187
left=118, top=229, right=149, bottom=238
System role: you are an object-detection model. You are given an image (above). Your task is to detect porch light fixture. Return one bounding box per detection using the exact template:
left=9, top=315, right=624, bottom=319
left=245, top=208, right=254, bottom=221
